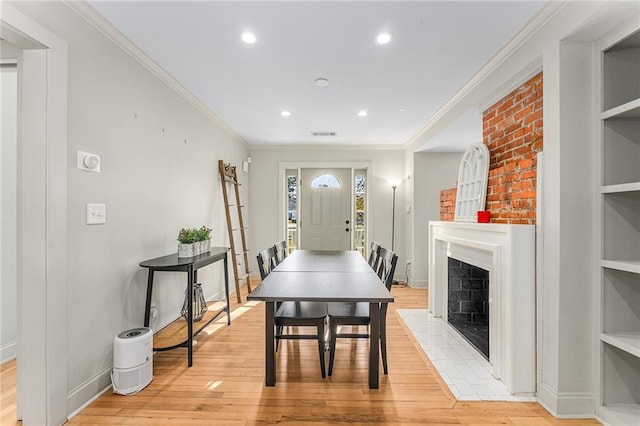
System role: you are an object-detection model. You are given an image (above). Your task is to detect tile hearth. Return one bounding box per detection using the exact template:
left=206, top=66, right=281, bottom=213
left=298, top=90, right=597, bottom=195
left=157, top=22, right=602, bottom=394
left=397, top=309, right=536, bottom=402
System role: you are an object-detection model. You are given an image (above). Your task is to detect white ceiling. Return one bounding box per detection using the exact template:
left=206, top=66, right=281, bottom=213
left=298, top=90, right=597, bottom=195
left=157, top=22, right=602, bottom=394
left=88, top=1, right=544, bottom=150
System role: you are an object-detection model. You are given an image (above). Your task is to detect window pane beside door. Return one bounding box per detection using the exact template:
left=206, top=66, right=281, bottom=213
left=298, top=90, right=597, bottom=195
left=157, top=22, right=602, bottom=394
left=354, top=173, right=366, bottom=257
left=287, top=173, right=297, bottom=253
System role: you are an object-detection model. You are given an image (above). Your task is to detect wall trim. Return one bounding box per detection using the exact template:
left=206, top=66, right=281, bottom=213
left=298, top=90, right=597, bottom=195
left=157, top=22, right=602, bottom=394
left=277, top=161, right=375, bottom=252
left=0, top=342, right=16, bottom=363
left=404, top=1, right=565, bottom=149
left=537, top=383, right=595, bottom=419
left=65, top=1, right=246, bottom=147
left=2, top=4, right=69, bottom=424
left=66, top=366, right=113, bottom=420
left=410, top=279, right=428, bottom=289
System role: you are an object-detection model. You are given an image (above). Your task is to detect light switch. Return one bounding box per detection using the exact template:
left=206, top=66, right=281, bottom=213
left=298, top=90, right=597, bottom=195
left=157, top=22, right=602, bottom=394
left=86, top=203, right=106, bottom=225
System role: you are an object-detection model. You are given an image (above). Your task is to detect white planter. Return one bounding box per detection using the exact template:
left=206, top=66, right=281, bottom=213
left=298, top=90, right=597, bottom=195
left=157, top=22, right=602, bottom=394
left=200, top=238, right=211, bottom=254
left=178, top=242, right=196, bottom=258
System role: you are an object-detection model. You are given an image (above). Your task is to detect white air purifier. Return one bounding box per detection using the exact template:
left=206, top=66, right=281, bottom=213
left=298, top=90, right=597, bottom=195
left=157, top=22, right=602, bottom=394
left=112, top=327, right=153, bottom=395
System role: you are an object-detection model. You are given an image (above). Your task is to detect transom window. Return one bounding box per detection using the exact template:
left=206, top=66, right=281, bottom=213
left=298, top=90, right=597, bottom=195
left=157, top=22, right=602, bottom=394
left=311, top=174, right=341, bottom=188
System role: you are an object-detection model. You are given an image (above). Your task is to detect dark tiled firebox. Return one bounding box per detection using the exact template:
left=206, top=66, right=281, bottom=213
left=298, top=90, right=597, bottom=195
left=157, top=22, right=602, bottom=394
left=447, top=257, right=489, bottom=359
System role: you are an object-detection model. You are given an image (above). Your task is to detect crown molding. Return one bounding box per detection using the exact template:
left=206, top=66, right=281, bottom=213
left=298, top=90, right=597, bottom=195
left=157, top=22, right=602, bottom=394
left=65, top=0, right=247, bottom=146
left=404, top=1, right=567, bottom=150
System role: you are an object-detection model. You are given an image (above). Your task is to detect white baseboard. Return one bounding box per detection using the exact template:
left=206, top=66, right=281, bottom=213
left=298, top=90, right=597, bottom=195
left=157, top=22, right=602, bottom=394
left=410, top=279, right=428, bottom=288
left=537, top=383, right=595, bottom=418
left=66, top=365, right=112, bottom=419
left=1, top=342, right=16, bottom=363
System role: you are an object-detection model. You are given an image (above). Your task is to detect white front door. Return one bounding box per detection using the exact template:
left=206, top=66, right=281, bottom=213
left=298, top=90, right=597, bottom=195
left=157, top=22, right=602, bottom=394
left=300, top=168, right=351, bottom=250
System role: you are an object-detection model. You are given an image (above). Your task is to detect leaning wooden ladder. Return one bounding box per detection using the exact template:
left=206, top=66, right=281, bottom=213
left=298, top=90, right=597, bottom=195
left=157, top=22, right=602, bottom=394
left=218, top=160, right=252, bottom=303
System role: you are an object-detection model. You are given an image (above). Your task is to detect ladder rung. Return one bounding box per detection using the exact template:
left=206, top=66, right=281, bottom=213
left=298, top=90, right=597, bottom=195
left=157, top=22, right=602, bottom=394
left=227, top=204, right=245, bottom=207
left=236, top=273, right=252, bottom=281
left=231, top=227, right=248, bottom=231
left=224, top=178, right=238, bottom=185
left=235, top=250, right=250, bottom=255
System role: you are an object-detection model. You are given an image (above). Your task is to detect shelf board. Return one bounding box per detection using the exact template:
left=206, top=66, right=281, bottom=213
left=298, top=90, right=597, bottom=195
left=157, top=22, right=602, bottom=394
left=601, top=259, right=640, bottom=274
left=153, top=301, right=228, bottom=350
left=601, top=332, right=640, bottom=359
left=602, top=98, right=640, bottom=119
left=601, top=182, right=640, bottom=194
left=598, top=403, right=640, bottom=426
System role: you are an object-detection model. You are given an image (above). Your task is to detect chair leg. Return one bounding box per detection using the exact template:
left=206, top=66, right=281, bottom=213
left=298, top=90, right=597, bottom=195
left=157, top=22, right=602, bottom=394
left=317, top=321, right=326, bottom=378
left=380, top=314, right=388, bottom=375
left=275, top=325, right=282, bottom=352
left=328, top=320, right=338, bottom=376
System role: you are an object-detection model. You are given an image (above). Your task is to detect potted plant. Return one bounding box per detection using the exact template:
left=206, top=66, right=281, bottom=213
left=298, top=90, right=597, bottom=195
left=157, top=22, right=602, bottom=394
left=195, top=225, right=212, bottom=254
left=177, top=227, right=198, bottom=257
left=177, top=226, right=212, bottom=257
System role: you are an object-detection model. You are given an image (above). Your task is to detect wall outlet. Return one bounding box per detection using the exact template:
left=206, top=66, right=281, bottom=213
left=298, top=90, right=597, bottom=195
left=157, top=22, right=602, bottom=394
left=150, top=301, right=158, bottom=319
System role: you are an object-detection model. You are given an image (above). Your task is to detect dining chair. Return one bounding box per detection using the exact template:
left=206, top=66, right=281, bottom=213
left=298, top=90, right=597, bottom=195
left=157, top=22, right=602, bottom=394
left=274, top=240, right=288, bottom=265
left=256, top=246, right=278, bottom=280
left=256, top=246, right=329, bottom=378
left=367, top=241, right=381, bottom=271
left=327, top=246, right=397, bottom=376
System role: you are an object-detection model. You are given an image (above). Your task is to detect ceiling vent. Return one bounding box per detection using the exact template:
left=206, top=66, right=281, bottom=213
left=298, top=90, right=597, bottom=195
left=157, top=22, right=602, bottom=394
left=311, top=131, right=336, bottom=137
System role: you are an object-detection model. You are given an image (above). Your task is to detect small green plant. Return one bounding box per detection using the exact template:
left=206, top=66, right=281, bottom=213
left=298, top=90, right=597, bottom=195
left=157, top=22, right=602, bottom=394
left=177, top=226, right=211, bottom=243
left=195, top=225, right=212, bottom=241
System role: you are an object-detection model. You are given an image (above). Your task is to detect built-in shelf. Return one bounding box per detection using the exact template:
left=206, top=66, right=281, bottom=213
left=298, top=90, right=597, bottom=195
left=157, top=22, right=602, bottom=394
left=598, top=404, right=640, bottom=426
left=602, top=98, right=640, bottom=120
left=602, top=191, right=640, bottom=263
left=598, top=26, right=640, bottom=425
left=601, top=259, right=640, bottom=274
left=601, top=332, right=640, bottom=359
left=601, top=182, right=640, bottom=194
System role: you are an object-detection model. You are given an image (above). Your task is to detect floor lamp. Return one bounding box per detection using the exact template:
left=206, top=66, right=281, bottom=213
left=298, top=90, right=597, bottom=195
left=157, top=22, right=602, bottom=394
left=387, top=179, right=402, bottom=284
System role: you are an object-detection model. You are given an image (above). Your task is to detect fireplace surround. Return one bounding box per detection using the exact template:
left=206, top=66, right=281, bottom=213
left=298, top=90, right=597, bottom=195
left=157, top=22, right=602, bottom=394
left=428, top=221, right=536, bottom=394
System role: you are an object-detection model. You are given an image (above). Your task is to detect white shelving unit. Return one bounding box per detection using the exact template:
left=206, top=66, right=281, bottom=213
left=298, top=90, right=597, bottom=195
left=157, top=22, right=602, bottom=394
left=597, top=26, right=640, bottom=426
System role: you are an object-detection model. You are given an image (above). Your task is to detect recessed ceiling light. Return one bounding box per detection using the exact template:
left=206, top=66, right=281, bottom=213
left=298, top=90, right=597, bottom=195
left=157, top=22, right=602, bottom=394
left=314, top=78, right=330, bottom=88
left=280, top=110, right=291, bottom=117
left=357, top=110, right=368, bottom=117
left=376, top=33, right=392, bottom=45
left=241, top=32, right=256, bottom=44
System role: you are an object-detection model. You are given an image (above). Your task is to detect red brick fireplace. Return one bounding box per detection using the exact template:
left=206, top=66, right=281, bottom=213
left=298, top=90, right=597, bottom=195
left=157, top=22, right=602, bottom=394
left=440, top=72, right=543, bottom=223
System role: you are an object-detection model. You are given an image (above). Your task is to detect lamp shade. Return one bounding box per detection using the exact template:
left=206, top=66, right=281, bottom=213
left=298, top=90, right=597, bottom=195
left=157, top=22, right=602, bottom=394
left=387, top=178, right=402, bottom=188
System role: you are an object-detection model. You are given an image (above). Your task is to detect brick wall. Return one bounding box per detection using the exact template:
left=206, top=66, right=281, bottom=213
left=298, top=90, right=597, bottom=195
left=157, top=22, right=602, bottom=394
left=440, top=72, right=543, bottom=224
left=440, top=187, right=457, bottom=221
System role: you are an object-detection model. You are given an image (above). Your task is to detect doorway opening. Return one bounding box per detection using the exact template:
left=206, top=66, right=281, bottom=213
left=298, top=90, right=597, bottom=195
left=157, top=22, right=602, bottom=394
left=283, top=165, right=369, bottom=255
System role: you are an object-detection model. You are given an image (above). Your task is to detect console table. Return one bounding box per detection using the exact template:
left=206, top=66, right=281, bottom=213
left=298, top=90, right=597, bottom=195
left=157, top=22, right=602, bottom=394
left=140, top=247, right=231, bottom=366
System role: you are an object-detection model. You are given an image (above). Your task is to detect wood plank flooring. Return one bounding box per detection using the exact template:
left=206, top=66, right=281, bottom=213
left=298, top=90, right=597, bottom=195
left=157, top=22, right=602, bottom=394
left=1, top=283, right=600, bottom=425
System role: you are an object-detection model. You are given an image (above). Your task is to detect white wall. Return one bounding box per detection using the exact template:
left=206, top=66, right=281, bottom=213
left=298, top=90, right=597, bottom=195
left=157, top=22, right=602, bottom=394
left=411, top=152, right=462, bottom=288
left=248, top=147, right=405, bottom=277
left=1, top=54, right=19, bottom=363
left=9, top=1, right=248, bottom=416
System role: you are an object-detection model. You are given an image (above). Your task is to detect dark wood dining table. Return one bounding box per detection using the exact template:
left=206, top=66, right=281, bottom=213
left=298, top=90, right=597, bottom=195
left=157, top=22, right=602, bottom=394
left=247, top=250, right=394, bottom=389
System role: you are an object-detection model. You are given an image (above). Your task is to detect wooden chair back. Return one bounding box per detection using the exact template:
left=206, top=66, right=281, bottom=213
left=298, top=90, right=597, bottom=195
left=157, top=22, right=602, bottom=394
left=376, top=247, right=398, bottom=290
left=367, top=241, right=381, bottom=270
left=256, top=246, right=278, bottom=280
left=274, top=240, right=288, bottom=265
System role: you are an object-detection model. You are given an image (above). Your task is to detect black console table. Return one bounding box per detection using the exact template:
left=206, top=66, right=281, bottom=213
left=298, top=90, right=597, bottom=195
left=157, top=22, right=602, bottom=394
left=140, top=247, right=231, bottom=366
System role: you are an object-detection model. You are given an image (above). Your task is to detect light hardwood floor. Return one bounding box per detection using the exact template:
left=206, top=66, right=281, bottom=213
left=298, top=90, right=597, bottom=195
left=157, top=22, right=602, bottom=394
left=1, top=283, right=599, bottom=425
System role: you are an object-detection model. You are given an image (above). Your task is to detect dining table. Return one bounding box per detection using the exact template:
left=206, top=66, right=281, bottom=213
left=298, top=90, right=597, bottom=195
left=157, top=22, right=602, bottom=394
left=247, top=249, right=394, bottom=389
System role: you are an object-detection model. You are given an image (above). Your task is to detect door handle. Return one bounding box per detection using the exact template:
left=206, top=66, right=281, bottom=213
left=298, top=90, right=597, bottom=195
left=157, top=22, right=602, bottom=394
left=345, top=228, right=350, bottom=232
left=345, top=219, right=350, bottom=225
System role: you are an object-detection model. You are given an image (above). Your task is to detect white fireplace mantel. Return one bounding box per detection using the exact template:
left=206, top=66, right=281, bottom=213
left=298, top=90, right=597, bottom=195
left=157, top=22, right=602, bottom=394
left=428, top=221, right=536, bottom=395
